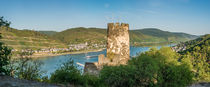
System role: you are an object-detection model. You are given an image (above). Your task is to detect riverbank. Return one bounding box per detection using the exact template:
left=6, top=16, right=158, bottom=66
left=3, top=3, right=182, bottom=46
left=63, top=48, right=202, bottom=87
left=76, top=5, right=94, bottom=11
left=12, top=48, right=106, bottom=59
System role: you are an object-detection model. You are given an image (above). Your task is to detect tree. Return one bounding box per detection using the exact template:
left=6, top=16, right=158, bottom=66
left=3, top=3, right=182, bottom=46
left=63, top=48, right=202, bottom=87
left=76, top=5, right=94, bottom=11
left=14, top=52, right=44, bottom=81
left=50, top=59, right=82, bottom=85
left=157, top=63, right=193, bottom=87
left=178, top=35, right=210, bottom=81
left=128, top=55, right=159, bottom=87
left=0, top=16, right=11, bottom=27
left=0, top=34, right=12, bottom=75
left=0, top=16, right=14, bottom=76
left=100, top=47, right=193, bottom=87
left=100, top=65, right=136, bottom=87
left=50, top=58, right=102, bottom=86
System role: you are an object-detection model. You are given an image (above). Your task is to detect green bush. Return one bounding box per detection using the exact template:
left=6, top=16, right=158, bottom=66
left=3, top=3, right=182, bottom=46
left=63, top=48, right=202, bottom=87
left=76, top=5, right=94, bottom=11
left=50, top=59, right=82, bottom=85
left=129, top=55, right=159, bottom=87
left=100, top=47, right=193, bottom=87
left=8, top=46, right=192, bottom=87
left=82, top=74, right=102, bottom=87
left=0, top=34, right=12, bottom=75
left=100, top=65, right=136, bottom=87
left=157, top=63, right=193, bottom=87
left=100, top=56, right=159, bottom=87
left=14, top=53, right=44, bottom=81
left=50, top=59, right=103, bottom=87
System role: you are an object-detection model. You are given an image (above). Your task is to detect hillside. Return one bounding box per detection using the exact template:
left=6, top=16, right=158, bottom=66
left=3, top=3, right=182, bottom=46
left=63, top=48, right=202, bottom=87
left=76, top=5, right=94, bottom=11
left=38, top=31, right=58, bottom=36
left=0, top=26, right=198, bottom=51
left=173, top=34, right=210, bottom=53
left=0, top=26, right=67, bottom=51
left=172, top=32, right=198, bottom=40
left=53, top=27, right=107, bottom=45
left=49, top=27, right=198, bottom=46
left=173, top=34, right=210, bottom=81
left=133, top=28, right=198, bottom=42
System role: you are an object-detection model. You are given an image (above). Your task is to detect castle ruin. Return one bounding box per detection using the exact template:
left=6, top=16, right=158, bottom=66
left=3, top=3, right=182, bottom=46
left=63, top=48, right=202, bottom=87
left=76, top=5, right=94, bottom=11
left=107, top=23, right=130, bottom=65
left=84, top=23, right=130, bottom=75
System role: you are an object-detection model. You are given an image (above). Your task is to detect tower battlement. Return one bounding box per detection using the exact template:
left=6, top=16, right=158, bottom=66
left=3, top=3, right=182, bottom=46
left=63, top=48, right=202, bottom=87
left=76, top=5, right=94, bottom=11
left=107, top=22, right=130, bottom=65
left=108, top=23, right=129, bottom=31
left=84, top=23, right=130, bottom=75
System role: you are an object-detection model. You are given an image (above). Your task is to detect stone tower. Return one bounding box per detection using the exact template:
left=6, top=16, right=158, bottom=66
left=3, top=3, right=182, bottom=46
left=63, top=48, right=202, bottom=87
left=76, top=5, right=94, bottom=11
left=107, top=23, right=130, bottom=65
left=84, top=23, right=130, bottom=75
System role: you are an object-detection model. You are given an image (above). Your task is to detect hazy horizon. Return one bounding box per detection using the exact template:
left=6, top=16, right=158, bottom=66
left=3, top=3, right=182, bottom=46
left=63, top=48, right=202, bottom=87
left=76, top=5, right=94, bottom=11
left=0, top=0, right=210, bottom=35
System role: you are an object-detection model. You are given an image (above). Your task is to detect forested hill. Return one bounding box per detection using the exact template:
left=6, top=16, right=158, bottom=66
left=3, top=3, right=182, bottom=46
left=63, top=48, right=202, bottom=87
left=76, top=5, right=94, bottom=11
left=173, top=34, right=210, bottom=53
left=0, top=26, right=198, bottom=51
left=0, top=26, right=67, bottom=50
left=51, top=27, right=107, bottom=45
left=172, top=34, right=210, bottom=81
left=39, top=27, right=198, bottom=45
left=38, top=31, right=57, bottom=36
left=136, top=28, right=197, bottom=40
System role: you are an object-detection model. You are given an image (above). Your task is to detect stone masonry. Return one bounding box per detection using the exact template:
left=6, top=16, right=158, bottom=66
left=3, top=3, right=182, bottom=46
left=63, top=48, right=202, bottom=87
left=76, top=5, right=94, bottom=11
left=84, top=23, right=130, bottom=75
left=107, top=23, right=130, bottom=65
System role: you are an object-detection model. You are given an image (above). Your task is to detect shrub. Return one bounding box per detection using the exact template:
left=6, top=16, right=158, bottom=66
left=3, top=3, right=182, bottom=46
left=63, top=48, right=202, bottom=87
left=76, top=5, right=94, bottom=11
left=129, top=55, right=159, bottom=87
left=50, top=59, right=82, bottom=85
left=11, top=52, right=44, bottom=81
left=0, top=34, right=12, bottom=75
left=14, top=55, right=44, bottom=81
left=82, top=74, right=102, bottom=87
left=50, top=59, right=104, bottom=87
left=100, top=47, right=193, bottom=87
left=100, top=65, right=136, bottom=87
left=157, top=63, right=193, bottom=87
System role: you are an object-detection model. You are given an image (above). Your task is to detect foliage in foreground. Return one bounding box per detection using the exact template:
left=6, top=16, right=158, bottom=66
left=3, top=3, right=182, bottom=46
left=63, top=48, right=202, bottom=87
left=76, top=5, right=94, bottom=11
left=0, top=17, right=12, bottom=75
left=13, top=52, right=44, bottom=81
left=0, top=43, right=45, bottom=81
left=0, top=35, right=12, bottom=75
left=50, top=59, right=101, bottom=86
left=50, top=47, right=194, bottom=87
left=100, top=47, right=193, bottom=87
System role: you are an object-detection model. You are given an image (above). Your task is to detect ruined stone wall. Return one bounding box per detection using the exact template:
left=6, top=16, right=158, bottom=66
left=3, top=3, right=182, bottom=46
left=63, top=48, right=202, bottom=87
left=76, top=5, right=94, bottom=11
left=84, top=23, right=130, bottom=75
left=107, top=23, right=130, bottom=65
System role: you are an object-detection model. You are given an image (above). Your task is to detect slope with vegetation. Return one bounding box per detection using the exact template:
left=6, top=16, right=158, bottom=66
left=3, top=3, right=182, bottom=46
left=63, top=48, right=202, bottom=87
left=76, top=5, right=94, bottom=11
left=41, top=27, right=198, bottom=46
left=0, top=26, right=67, bottom=51
left=38, top=31, right=58, bottom=36
left=52, top=27, right=107, bottom=45
left=173, top=34, right=210, bottom=81
left=135, top=28, right=197, bottom=42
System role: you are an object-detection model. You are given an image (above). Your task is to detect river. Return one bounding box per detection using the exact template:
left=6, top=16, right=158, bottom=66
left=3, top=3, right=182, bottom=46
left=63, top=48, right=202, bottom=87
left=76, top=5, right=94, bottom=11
left=36, top=46, right=167, bottom=77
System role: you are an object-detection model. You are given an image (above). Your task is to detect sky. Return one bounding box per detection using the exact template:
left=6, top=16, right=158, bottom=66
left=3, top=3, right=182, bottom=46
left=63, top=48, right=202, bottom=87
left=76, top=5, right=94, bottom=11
left=0, top=0, right=210, bottom=35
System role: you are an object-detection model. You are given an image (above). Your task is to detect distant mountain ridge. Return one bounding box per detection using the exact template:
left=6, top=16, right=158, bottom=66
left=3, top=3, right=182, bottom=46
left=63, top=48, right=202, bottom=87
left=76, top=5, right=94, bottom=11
left=38, top=31, right=57, bottom=36
left=0, top=26, right=198, bottom=51
left=39, top=27, right=198, bottom=45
